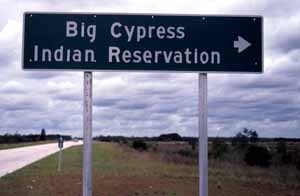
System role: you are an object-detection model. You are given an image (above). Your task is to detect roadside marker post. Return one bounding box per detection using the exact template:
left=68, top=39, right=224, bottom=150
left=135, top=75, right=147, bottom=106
left=22, top=13, right=263, bottom=196
left=57, top=136, right=64, bottom=172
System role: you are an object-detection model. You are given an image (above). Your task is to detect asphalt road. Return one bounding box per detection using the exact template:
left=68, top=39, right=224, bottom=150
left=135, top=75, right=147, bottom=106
left=0, top=141, right=82, bottom=178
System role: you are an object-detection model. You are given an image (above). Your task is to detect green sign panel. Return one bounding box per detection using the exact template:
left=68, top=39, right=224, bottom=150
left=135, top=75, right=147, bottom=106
left=23, top=13, right=263, bottom=72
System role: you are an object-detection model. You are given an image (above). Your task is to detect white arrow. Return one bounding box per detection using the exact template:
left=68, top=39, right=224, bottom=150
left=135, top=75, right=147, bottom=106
left=234, top=36, right=251, bottom=53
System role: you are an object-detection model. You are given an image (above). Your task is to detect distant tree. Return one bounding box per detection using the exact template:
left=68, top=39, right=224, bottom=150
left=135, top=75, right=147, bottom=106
left=232, top=128, right=258, bottom=149
left=40, top=129, right=46, bottom=141
left=15, top=132, right=23, bottom=142
left=248, top=130, right=258, bottom=143
left=158, top=133, right=182, bottom=141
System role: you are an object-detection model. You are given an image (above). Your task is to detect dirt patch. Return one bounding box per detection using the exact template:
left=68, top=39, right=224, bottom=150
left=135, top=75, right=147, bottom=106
left=210, top=180, right=300, bottom=196
left=93, top=175, right=197, bottom=196
left=2, top=174, right=299, bottom=196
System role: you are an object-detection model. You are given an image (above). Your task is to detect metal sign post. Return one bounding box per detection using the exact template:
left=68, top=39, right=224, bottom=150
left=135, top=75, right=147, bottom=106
left=198, top=73, right=208, bottom=196
left=83, top=72, right=93, bottom=196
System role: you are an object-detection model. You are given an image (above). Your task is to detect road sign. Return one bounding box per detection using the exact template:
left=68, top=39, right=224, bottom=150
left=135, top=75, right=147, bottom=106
left=58, top=137, right=64, bottom=149
left=23, top=13, right=263, bottom=73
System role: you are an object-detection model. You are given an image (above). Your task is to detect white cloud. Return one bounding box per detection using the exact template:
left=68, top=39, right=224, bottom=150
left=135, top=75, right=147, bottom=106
left=0, top=19, right=22, bottom=68
left=0, top=80, right=25, bottom=93
left=0, top=20, right=21, bottom=42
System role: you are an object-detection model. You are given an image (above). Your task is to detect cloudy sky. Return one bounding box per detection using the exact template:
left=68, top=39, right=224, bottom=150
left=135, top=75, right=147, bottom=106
left=0, top=0, right=299, bottom=138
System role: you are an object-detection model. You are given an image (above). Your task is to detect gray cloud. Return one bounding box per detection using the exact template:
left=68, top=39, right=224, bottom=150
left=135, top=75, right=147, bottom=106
left=0, top=0, right=299, bottom=138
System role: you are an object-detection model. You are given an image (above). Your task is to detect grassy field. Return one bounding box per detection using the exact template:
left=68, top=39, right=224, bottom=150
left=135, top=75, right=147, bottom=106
left=0, top=140, right=55, bottom=150
left=0, top=142, right=299, bottom=196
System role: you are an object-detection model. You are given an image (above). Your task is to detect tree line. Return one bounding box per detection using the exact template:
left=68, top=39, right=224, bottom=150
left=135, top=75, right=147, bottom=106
left=0, top=129, right=72, bottom=144
left=94, top=129, right=300, bottom=169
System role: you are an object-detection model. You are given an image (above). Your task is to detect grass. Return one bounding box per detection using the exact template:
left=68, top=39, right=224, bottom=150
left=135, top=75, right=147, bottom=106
left=92, top=143, right=197, bottom=178
left=0, top=142, right=198, bottom=196
left=0, top=140, right=55, bottom=150
left=209, top=159, right=300, bottom=185
left=0, top=142, right=299, bottom=196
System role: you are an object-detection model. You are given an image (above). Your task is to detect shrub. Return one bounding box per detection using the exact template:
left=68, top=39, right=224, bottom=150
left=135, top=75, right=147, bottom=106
left=132, top=140, right=148, bottom=151
left=210, top=139, right=229, bottom=159
left=276, top=140, right=293, bottom=165
left=177, top=149, right=198, bottom=158
left=296, top=161, right=300, bottom=171
left=244, top=145, right=272, bottom=168
left=188, top=140, right=197, bottom=150
left=294, top=152, right=300, bottom=170
left=276, top=140, right=287, bottom=154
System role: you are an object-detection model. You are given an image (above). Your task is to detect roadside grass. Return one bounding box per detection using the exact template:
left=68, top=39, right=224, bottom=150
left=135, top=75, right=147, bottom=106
left=0, top=142, right=198, bottom=196
left=209, top=159, right=300, bottom=185
left=92, top=142, right=197, bottom=178
left=0, top=140, right=55, bottom=150
left=0, top=142, right=299, bottom=196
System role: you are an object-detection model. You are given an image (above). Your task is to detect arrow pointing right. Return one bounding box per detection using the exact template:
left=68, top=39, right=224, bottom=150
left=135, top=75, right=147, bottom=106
left=234, top=36, right=251, bottom=53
